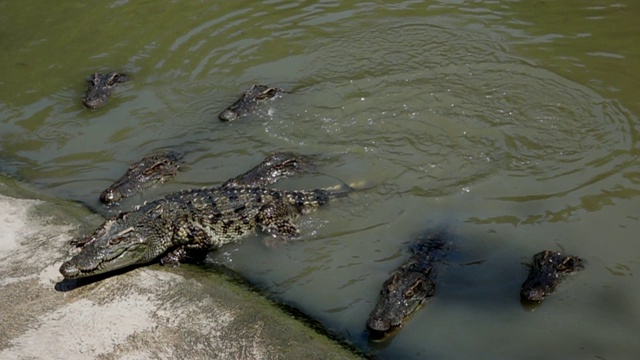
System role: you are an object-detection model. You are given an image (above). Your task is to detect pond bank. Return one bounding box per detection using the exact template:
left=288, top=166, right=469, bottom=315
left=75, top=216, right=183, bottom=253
left=0, top=175, right=362, bottom=360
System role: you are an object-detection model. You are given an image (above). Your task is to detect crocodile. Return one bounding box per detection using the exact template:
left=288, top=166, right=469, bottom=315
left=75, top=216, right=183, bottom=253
left=83, top=72, right=129, bottom=109
left=218, top=84, right=284, bottom=121
left=222, top=152, right=311, bottom=188
left=100, top=151, right=310, bottom=204
left=100, top=151, right=183, bottom=204
left=59, top=154, right=347, bottom=280
left=366, top=229, right=451, bottom=340
left=520, top=250, right=583, bottom=302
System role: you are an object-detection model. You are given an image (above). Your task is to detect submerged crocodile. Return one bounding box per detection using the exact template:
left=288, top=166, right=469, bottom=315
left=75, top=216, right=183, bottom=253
left=520, top=250, right=584, bottom=302
left=60, top=153, right=347, bottom=279
left=100, top=151, right=183, bottom=204
left=83, top=72, right=129, bottom=109
left=367, top=229, right=451, bottom=340
left=218, top=84, right=284, bottom=121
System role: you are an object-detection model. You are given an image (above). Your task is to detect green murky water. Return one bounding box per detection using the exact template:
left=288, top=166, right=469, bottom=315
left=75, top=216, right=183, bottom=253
left=2, top=1, right=639, bottom=359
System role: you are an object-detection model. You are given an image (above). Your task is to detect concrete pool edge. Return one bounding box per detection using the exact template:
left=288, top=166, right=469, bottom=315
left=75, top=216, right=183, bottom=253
left=0, top=174, right=364, bottom=360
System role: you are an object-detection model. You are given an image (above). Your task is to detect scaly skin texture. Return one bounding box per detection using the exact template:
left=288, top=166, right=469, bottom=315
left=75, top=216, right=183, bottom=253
left=218, top=84, right=284, bottom=121
left=100, top=151, right=183, bottom=204
left=100, top=151, right=309, bottom=204
left=222, top=152, right=311, bottom=188
left=83, top=72, right=129, bottom=109
left=366, top=230, right=451, bottom=340
left=59, top=153, right=346, bottom=280
left=520, top=250, right=583, bottom=302
left=60, top=186, right=342, bottom=279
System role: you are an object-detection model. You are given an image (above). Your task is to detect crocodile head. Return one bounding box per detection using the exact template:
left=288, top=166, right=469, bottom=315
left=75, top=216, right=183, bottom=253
left=218, top=84, right=284, bottom=121
left=223, top=152, right=311, bottom=188
left=259, top=152, right=309, bottom=178
left=520, top=250, right=583, bottom=302
left=367, top=267, right=435, bottom=339
left=100, top=152, right=182, bottom=204
left=83, top=72, right=128, bottom=109
left=59, top=208, right=171, bottom=279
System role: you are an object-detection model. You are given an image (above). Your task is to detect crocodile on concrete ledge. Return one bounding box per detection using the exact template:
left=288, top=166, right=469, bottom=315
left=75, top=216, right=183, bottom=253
left=59, top=154, right=351, bottom=280
left=83, top=72, right=129, bottom=109
left=366, top=229, right=451, bottom=340
left=520, top=250, right=583, bottom=303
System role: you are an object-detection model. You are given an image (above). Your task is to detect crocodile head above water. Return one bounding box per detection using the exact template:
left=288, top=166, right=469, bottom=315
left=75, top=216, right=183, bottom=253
left=366, top=264, right=436, bottom=338
left=59, top=207, right=172, bottom=279
left=100, top=151, right=182, bottom=204
left=222, top=152, right=311, bottom=188
left=366, top=230, right=450, bottom=340
left=83, top=72, right=129, bottom=109
left=218, top=84, right=284, bottom=121
left=520, top=250, right=584, bottom=302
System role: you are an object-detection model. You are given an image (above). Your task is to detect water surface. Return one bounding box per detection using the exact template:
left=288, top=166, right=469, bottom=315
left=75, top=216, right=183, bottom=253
left=1, top=1, right=639, bottom=359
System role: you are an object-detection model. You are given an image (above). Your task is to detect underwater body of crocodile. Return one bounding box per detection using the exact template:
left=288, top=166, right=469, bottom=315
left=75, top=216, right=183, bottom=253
left=520, top=250, right=584, bottom=302
left=83, top=72, right=129, bottom=109
left=218, top=84, right=284, bottom=121
left=59, top=153, right=347, bottom=279
left=366, top=229, right=451, bottom=340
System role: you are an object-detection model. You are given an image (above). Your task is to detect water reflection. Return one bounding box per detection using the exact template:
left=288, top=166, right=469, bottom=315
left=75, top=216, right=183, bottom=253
left=1, top=1, right=639, bottom=359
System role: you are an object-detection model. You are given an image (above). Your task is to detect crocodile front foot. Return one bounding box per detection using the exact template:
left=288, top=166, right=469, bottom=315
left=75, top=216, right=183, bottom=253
left=160, top=247, right=208, bottom=266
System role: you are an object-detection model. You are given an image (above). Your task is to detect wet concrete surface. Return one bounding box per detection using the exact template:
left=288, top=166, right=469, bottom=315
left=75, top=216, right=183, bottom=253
left=0, top=175, right=362, bottom=360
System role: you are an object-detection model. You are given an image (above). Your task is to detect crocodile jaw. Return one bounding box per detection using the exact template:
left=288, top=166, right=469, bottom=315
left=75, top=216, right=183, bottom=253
left=59, top=240, right=149, bottom=279
left=367, top=270, right=434, bottom=334
left=59, top=218, right=169, bottom=279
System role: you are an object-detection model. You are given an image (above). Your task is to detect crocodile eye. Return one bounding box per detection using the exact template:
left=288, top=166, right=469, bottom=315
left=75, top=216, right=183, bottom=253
left=87, top=74, right=99, bottom=85
left=404, top=280, right=423, bottom=298
left=257, top=87, right=278, bottom=100
left=558, top=256, right=579, bottom=271
left=108, top=236, right=124, bottom=245
left=107, top=227, right=135, bottom=245
left=280, top=160, right=298, bottom=168
left=107, top=74, right=120, bottom=85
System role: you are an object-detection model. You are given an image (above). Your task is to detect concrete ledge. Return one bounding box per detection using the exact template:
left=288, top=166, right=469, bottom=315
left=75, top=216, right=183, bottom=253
left=0, top=176, right=362, bottom=359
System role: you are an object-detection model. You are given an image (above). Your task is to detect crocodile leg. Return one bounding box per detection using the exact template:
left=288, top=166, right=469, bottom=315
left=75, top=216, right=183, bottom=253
left=160, top=246, right=208, bottom=266
left=256, top=203, right=301, bottom=239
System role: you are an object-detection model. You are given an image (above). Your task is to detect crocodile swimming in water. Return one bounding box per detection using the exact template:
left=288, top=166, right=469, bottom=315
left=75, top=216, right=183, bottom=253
left=218, top=84, right=284, bottom=121
left=60, top=153, right=347, bottom=279
left=221, top=151, right=311, bottom=188
left=100, top=151, right=310, bottom=204
left=520, top=250, right=583, bottom=303
left=83, top=72, right=129, bottom=109
left=100, top=151, right=183, bottom=204
left=366, top=229, right=451, bottom=340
